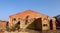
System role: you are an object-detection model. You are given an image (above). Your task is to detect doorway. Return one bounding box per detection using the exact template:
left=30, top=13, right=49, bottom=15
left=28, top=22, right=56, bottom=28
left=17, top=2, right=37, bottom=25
left=50, top=20, right=53, bottom=30
left=17, top=21, right=20, bottom=29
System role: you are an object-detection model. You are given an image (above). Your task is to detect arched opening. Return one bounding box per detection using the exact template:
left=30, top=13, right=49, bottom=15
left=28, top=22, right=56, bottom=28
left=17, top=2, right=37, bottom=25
left=50, top=20, right=53, bottom=30
left=25, top=16, right=29, bottom=25
left=14, top=21, right=20, bottom=30
left=17, top=21, right=20, bottom=29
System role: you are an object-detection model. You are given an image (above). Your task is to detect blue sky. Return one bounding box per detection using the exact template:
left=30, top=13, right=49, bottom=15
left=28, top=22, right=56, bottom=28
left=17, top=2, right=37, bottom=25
left=0, top=0, right=60, bottom=20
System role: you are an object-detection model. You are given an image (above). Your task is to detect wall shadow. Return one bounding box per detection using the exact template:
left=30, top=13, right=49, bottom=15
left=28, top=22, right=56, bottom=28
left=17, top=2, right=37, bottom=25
left=26, top=18, right=42, bottom=31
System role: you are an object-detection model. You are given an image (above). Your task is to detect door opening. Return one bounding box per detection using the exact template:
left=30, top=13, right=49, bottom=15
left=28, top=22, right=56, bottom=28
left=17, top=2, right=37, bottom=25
left=50, top=20, right=53, bottom=30
left=17, top=21, right=20, bottom=29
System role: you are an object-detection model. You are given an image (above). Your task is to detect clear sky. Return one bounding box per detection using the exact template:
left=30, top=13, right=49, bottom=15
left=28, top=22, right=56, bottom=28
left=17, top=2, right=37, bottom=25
left=0, top=0, right=60, bottom=20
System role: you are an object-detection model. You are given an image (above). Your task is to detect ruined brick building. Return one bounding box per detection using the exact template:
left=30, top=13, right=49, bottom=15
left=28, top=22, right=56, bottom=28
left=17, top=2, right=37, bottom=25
left=0, top=20, right=8, bottom=30
left=9, top=10, right=56, bottom=31
left=0, top=20, right=8, bottom=33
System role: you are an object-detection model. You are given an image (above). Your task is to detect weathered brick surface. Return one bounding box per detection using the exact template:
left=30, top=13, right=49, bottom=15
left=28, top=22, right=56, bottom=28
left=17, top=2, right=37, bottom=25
left=0, top=20, right=8, bottom=33
left=0, top=20, right=7, bottom=29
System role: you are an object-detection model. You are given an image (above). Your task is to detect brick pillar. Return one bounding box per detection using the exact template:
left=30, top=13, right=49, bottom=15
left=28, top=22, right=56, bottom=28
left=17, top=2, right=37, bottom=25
left=42, top=18, right=50, bottom=30
left=51, top=18, right=56, bottom=30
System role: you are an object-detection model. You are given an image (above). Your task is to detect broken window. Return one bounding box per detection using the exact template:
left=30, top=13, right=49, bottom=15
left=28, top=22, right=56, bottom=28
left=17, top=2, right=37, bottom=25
left=43, top=24, right=48, bottom=27
left=25, top=16, right=29, bottom=25
left=13, top=18, right=16, bottom=21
